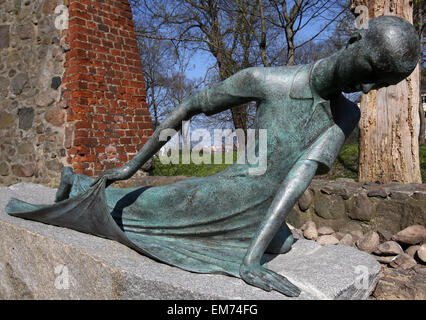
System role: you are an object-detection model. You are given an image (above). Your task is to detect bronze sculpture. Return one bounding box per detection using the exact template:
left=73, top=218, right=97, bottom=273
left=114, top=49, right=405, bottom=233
left=6, top=16, right=420, bottom=297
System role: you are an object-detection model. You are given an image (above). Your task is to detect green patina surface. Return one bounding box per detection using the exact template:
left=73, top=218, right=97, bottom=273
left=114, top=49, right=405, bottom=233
left=5, top=16, right=421, bottom=297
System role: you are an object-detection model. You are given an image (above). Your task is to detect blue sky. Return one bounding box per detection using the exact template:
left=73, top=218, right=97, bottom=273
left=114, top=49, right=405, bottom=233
left=180, top=7, right=348, bottom=81
left=130, top=2, right=358, bottom=147
left=184, top=52, right=215, bottom=81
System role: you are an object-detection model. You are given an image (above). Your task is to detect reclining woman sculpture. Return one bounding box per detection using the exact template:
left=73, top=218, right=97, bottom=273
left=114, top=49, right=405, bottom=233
left=6, top=16, right=420, bottom=297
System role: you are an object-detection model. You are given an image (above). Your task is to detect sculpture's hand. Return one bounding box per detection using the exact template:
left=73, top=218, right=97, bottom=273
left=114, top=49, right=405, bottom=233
left=239, top=263, right=301, bottom=297
left=90, top=165, right=133, bottom=188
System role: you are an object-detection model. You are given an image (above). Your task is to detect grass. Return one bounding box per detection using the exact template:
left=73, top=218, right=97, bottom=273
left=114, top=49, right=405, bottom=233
left=154, top=151, right=239, bottom=177
left=327, top=143, right=359, bottom=181
left=154, top=144, right=426, bottom=183
left=421, top=145, right=426, bottom=183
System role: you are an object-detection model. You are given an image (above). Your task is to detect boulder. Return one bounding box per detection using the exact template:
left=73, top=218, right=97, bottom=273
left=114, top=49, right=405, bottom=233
left=373, top=241, right=403, bottom=256
left=349, top=230, right=364, bottom=242
left=338, top=234, right=354, bottom=247
left=417, top=244, right=426, bottom=264
left=366, top=187, right=388, bottom=198
left=356, top=231, right=380, bottom=254
left=405, top=245, right=420, bottom=258
left=314, top=193, right=345, bottom=220
left=298, top=189, right=313, bottom=211
left=317, top=235, right=339, bottom=246
left=317, top=226, right=334, bottom=236
left=377, top=229, right=393, bottom=242
left=372, top=255, right=396, bottom=264
left=389, top=253, right=417, bottom=270
left=392, top=225, right=426, bottom=245
left=348, top=193, right=374, bottom=222
left=301, top=221, right=318, bottom=241
left=334, top=232, right=346, bottom=241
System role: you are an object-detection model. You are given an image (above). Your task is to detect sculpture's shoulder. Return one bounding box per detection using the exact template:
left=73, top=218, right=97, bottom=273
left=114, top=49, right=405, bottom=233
left=244, top=65, right=301, bottom=77
left=250, top=65, right=302, bottom=82
left=242, top=65, right=305, bottom=99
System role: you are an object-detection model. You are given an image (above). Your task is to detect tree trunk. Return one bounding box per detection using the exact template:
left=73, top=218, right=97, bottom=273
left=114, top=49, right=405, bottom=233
left=420, top=93, right=425, bottom=146
left=351, top=0, right=422, bottom=183
left=208, top=7, right=249, bottom=135
left=285, top=25, right=296, bottom=66
left=415, top=0, right=425, bottom=145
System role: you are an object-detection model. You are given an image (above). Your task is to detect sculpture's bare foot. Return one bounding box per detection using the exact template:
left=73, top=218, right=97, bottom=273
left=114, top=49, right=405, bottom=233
left=240, top=263, right=301, bottom=297
left=55, top=167, right=74, bottom=203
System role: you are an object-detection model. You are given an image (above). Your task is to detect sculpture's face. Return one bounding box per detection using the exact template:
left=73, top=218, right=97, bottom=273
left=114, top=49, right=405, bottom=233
left=334, top=16, right=419, bottom=94
left=335, top=37, right=409, bottom=94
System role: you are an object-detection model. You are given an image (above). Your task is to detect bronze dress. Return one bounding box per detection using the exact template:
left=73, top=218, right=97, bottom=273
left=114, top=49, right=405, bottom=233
left=6, top=61, right=360, bottom=277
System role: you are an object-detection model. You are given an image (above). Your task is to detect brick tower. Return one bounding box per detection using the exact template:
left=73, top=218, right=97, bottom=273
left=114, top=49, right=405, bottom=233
left=62, top=0, right=153, bottom=177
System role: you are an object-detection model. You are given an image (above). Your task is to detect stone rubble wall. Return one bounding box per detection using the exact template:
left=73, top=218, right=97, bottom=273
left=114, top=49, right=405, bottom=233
left=0, top=0, right=68, bottom=187
left=121, top=176, right=426, bottom=236
left=286, top=178, right=426, bottom=235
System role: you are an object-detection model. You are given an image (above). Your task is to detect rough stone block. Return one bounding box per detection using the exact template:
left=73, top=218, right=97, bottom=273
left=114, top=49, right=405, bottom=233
left=0, top=183, right=381, bottom=300
left=0, top=25, right=9, bottom=49
left=11, top=73, right=29, bottom=96
left=0, top=111, right=14, bottom=129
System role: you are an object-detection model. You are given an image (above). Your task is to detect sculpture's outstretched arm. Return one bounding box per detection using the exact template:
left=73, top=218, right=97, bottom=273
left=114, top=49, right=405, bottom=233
left=92, top=68, right=265, bottom=186
left=240, top=159, right=318, bottom=297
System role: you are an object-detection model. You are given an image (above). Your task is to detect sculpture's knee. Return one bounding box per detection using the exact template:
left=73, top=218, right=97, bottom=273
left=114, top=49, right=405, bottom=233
left=55, top=167, right=96, bottom=202
left=266, top=224, right=294, bottom=254
left=55, top=167, right=75, bottom=202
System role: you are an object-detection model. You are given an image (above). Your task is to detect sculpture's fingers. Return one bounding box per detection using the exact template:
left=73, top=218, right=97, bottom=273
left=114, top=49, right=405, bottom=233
left=266, top=269, right=301, bottom=297
left=241, top=271, right=272, bottom=292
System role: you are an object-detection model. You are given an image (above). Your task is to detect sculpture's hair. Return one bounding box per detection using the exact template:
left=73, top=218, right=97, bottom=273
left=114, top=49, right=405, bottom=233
left=363, top=16, right=420, bottom=77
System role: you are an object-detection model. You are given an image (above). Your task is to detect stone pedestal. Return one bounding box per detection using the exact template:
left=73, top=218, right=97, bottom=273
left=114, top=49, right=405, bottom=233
left=0, top=183, right=381, bottom=300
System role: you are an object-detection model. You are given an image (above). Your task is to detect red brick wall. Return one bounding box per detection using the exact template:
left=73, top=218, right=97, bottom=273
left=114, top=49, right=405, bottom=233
left=61, top=0, right=153, bottom=177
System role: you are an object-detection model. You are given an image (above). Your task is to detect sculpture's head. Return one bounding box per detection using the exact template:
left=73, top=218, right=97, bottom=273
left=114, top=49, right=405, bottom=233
left=335, top=15, right=420, bottom=94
